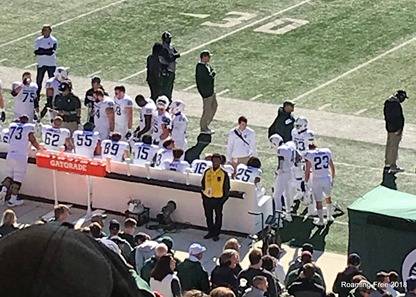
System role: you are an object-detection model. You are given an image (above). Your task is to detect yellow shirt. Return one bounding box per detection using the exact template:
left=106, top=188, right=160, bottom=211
left=202, top=167, right=228, bottom=198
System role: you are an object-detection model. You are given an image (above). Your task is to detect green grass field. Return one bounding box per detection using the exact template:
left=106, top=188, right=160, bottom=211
left=1, top=0, right=416, bottom=254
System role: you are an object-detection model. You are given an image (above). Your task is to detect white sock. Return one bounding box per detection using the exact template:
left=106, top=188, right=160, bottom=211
left=327, top=203, right=333, bottom=217
left=317, top=209, right=324, bottom=221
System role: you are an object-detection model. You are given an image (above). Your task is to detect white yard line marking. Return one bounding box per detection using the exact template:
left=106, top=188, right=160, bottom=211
left=180, top=13, right=210, bottom=19
left=354, top=108, right=367, bottom=116
left=87, top=70, right=102, bottom=77
left=217, top=89, right=230, bottom=96
left=120, top=0, right=313, bottom=81
left=318, top=103, right=332, bottom=110
left=0, top=58, right=8, bottom=63
left=24, top=63, right=37, bottom=69
left=0, top=0, right=128, bottom=49
left=249, top=94, right=263, bottom=101
left=292, top=35, right=416, bottom=102
left=182, top=84, right=196, bottom=91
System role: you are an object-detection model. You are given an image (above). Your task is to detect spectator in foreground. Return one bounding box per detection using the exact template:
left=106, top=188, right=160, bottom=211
left=400, top=277, right=416, bottom=297
left=150, top=254, right=182, bottom=297
left=89, top=222, right=103, bottom=239
left=184, top=290, right=209, bottom=297
left=268, top=101, right=295, bottom=142
left=211, top=249, right=240, bottom=294
left=53, top=204, right=70, bottom=223
left=287, top=263, right=326, bottom=297
left=209, top=287, right=235, bottom=297
left=374, top=271, right=395, bottom=297
left=267, top=244, right=286, bottom=286
left=261, top=255, right=277, bottom=279
left=108, top=219, right=133, bottom=262
left=91, top=213, right=107, bottom=237
left=0, top=223, right=155, bottom=297
left=34, top=24, right=58, bottom=99
left=223, top=238, right=243, bottom=276
left=0, top=209, right=19, bottom=237
left=158, top=236, right=181, bottom=265
left=238, top=248, right=279, bottom=297
left=141, top=243, right=168, bottom=283
left=177, top=243, right=210, bottom=293
left=389, top=271, right=405, bottom=294
left=333, top=253, right=363, bottom=297
left=134, top=232, right=158, bottom=273
left=285, top=251, right=324, bottom=289
left=347, top=280, right=379, bottom=297
left=119, top=218, right=137, bottom=247
left=242, top=276, right=269, bottom=297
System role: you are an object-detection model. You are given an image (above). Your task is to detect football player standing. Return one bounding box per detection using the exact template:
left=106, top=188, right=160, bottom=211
left=170, top=99, right=188, bottom=150
left=41, top=67, right=69, bottom=120
left=113, top=86, right=133, bottom=140
left=93, top=89, right=115, bottom=140
left=152, top=96, right=171, bottom=146
left=304, top=143, right=336, bottom=226
left=0, top=115, right=41, bottom=206
left=11, top=72, right=38, bottom=122
left=134, top=95, right=156, bottom=139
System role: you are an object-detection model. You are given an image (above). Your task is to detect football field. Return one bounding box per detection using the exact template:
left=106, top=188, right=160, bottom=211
left=1, top=0, right=416, bottom=254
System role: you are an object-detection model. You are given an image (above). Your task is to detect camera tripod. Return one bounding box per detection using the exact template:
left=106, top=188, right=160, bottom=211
left=248, top=210, right=283, bottom=255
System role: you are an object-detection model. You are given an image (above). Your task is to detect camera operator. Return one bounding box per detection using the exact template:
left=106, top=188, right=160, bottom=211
left=53, top=81, right=81, bottom=135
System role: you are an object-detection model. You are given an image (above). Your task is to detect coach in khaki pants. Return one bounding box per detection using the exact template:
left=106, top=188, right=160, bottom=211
left=196, top=50, right=217, bottom=134
left=383, top=90, right=407, bottom=173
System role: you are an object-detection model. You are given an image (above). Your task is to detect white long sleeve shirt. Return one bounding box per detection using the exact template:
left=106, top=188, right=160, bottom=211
left=226, top=127, right=257, bottom=161
left=34, top=35, right=58, bottom=67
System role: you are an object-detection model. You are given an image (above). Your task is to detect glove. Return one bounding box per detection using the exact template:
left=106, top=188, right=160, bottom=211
left=125, top=130, right=132, bottom=140
left=0, top=109, right=5, bottom=123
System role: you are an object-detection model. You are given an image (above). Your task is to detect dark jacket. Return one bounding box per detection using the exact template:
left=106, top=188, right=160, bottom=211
left=286, top=260, right=326, bottom=290
left=147, top=54, right=162, bottom=84
left=238, top=267, right=280, bottom=297
left=176, top=259, right=210, bottom=293
left=0, top=224, right=18, bottom=237
left=288, top=278, right=325, bottom=297
left=211, top=265, right=238, bottom=294
left=53, top=93, right=81, bottom=123
left=268, top=107, right=295, bottom=142
left=141, top=256, right=158, bottom=283
left=333, top=266, right=363, bottom=297
left=196, top=62, right=215, bottom=98
left=384, top=96, right=404, bottom=133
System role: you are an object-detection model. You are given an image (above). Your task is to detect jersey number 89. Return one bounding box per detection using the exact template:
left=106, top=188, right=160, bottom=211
left=104, top=143, right=119, bottom=155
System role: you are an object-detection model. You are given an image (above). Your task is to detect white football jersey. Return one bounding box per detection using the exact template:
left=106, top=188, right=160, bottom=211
left=41, top=125, right=70, bottom=151
left=1, top=128, right=9, bottom=143
left=222, top=164, right=235, bottom=176
left=94, top=97, right=114, bottom=139
left=73, top=130, right=100, bottom=159
left=114, top=95, right=133, bottom=135
left=7, top=122, right=35, bottom=157
left=235, top=164, right=262, bottom=183
left=152, top=111, right=171, bottom=143
left=277, top=143, right=295, bottom=172
left=154, top=148, right=172, bottom=168
left=161, top=159, right=190, bottom=173
left=133, top=142, right=159, bottom=165
left=304, top=148, right=333, bottom=178
left=12, top=82, right=38, bottom=121
left=101, top=139, right=129, bottom=162
left=45, top=77, right=61, bottom=101
left=171, top=113, right=188, bottom=150
left=139, top=99, right=156, bottom=136
left=291, top=129, right=315, bottom=153
left=191, top=160, right=212, bottom=175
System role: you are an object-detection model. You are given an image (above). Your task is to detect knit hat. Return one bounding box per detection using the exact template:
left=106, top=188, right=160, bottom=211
left=0, top=223, right=150, bottom=297
left=157, top=236, right=174, bottom=252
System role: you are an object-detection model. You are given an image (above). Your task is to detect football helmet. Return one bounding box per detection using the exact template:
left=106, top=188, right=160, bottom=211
left=170, top=99, right=185, bottom=115
left=295, top=116, right=308, bottom=132
left=54, top=67, right=69, bottom=82
left=269, top=134, right=283, bottom=148
left=156, top=96, right=170, bottom=109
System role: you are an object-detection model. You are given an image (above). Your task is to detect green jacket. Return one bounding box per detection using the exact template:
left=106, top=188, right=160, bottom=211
left=195, top=62, right=215, bottom=98
left=268, top=107, right=295, bottom=142
left=130, top=270, right=156, bottom=297
left=140, top=256, right=158, bottom=283
left=176, top=258, right=210, bottom=293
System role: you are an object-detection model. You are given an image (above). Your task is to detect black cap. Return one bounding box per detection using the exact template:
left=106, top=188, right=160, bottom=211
left=91, top=76, right=101, bottom=84
left=58, top=81, right=71, bottom=92
left=283, top=100, right=295, bottom=107
left=0, top=223, right=142, bottom=296
left=83, top=122, right=95, bottom=131
left=109, top=219, right=120, bottom=232
left=396, top=90, right=408, bottom=99
left=200, top=50, right=212, bottom=59
left=301, top=243, right=314, bottom=254
left=162, top=31, right=172, bottom=41
left=348, top=253, right=361, bottom=266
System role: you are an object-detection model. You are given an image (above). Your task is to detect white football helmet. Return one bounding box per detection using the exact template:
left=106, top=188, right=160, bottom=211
left=170, top=99, right=185, bottom=115
left=295, top=116, right=308, bottom=132
left=54, top=67, right=69, bottom=82
left=269, top=134, right=283, bottom=148
left=156, top=95, right=170, bottom=109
